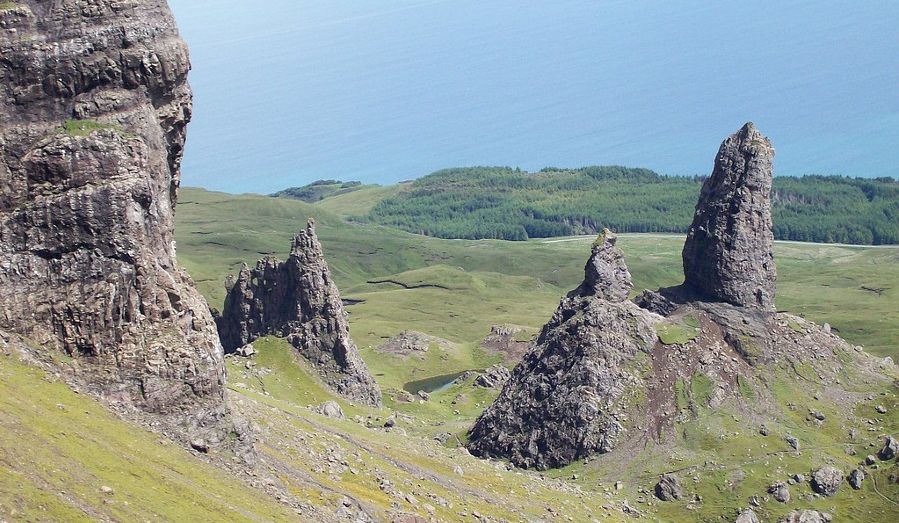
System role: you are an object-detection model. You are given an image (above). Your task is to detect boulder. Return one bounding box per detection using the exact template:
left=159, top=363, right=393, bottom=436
left=654, top=474, right=684, bottom=501
left=879, top=435, right=898, bottom=460
left=810, top=466, right=843, bottom=496
left=236, top=344, right=257, bottom=357
left=318, top=401, right=344, bottom=420
left=848, top=468, right=864, bottom=490
left=735, top=508, right=760, bottom=523
left=682, top=122, right=776, bottom=310
left=767, top=481, right=790, bottom=503
left=778, top=510, right=832, bottom=523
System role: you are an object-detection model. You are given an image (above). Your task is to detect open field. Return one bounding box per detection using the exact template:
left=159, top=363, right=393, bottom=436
left=176, top=188, right=899, bottom=361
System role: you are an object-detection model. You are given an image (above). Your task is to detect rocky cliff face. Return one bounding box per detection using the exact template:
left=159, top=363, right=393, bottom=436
left=0, top=1, right=225, bottom=413
left=682, top=122, right=776, bottom=310
left=466, top=231, right=657, bottom=469
left=217, top=220, right=381, bottom=407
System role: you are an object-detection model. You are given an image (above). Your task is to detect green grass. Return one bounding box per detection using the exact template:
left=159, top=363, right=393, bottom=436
left=176, top=188, right=899, bottom=359
left=0, top=353, right=295, bottom=521
left=62, top=119, right=120, bottom=137
left=657, top=322, right=700, bottom=345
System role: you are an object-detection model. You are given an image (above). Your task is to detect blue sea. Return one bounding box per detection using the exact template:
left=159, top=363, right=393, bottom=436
left=168, top=0, right=899, bottom=194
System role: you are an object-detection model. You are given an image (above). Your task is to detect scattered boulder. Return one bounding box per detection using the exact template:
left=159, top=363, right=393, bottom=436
left=875, top=405, right=887, bottom=414
left=735, top=508, right=760, bottom=523
left=376, top=331, right=450, bottom=357
left=682, top=122, right=776, bottom=310
left=810, top=466, right=843, bottom=496
left=778, top=510, right=832, bottom=523
left=384, top=415, right=396, bottom=428
left=878, top=435, right=898, bottom=460
left=848, top=468, right=865, bottom=490
left=217, top=220, right=381, bottom=407
left=865, top=454, right=877, bottom=466
left=654, top=474, right=684, bottom=501
left=318, top=401, right=344, bottom=420
left=190, top=439, right=209, bottom=454
left=416, top=390, right=430, bottom=401
left=786, top=435, right=800, bottom=451
left=473, top=365, right=511, bottom=389
left=767, top=481, right=790, bottom=503
left=236, top=343, right=257, bottom=357
left=99, top=486, right=114, bottom=495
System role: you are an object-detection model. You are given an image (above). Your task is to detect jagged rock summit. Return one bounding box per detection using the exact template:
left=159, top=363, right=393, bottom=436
left=217, top=220, right=381, bottom=407
left=682, top=122, right=776, bottom=310
left=466, top=230, right=656, bottom=469
left=467, top=123, right=893, bottom=479
left=0, top=0, right=225, bottom=415
left=570, top=228, right=633, bottom=301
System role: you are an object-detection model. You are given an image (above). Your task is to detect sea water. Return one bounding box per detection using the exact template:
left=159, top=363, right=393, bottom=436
left=169, top=0, right=899, bottom=193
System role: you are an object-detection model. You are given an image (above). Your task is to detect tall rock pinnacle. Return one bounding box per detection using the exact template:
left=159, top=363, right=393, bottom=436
left=570, top=229, right=633, bottom=301
left=217, top=220, right=382, bottom=407
left=682, top=122, right=777, bottom=310
left=0, top=1, right=225, bottom=412
left=467, top=231, right=655, bottom=469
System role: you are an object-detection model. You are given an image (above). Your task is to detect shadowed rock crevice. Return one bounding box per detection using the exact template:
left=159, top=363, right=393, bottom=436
left=217, top=220, right=381, bottom=407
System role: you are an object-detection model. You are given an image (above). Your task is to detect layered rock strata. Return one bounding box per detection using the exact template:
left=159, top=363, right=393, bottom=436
left=682, top=122, right=776, bottom=310
left=0, top=0, right=225, bottom=413
left=217, top=220, right=381, bottom=407
left=466, top=231, right=656, bottom=469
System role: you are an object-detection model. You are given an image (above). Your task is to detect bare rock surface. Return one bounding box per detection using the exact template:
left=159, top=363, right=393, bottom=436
left=682, top=122, right=776, bottom=310
left=569, top=229, right=633, bottom=301
left=810, top=466, right=843, bottom=496
left=735, top=508, right=760, bottom=523
left=217, top=220, right=381, bottom=407
left=654, top=473, right=684, bottom=501
left=0, top=0, right=225, bottom=416
left=466, top=231, right=656, bottom=469
left=779, top=510, right=832, bottom=523
left=473, top=365, right=511, bottom=389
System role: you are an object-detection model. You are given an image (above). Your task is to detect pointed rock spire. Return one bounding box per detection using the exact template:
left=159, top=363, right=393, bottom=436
left=571, top=229, right=633, bottom=301
left=217, top=219, right=381, bottom=407
left=682, top=122, right=777, bottom=310
left=466, top=235, right=655, bottom=469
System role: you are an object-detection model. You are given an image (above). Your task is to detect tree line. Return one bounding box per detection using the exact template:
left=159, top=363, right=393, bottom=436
left=362, top=167, right=899, bottom=245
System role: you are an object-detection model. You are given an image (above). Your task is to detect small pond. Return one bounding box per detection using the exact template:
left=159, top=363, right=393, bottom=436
left=403, top=370, right=481, bottom=395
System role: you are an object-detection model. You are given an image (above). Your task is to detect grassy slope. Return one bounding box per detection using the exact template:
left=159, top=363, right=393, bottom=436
left=0, top=353, right=294, bottom=522
left=3, top=186, right=897, bottom=521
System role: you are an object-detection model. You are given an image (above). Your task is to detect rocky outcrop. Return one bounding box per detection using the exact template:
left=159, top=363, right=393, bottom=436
left=466, top=232, right=656, bottom=469
left=0, top=1, right=224, bottom=414
left=473, top=364, right=511, bottom=389
left=682, top=123, right=776, bottom=310
left=569, top=229, right=632, bottom=301
left=217, top=220, right=381, bottom=407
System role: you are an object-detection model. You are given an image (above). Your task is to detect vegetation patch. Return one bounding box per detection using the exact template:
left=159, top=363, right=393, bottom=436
left=62, top=119, right=119, bottom=137
left=359, top=167, right=899, bottom=244
left=657, top=322, right=700, bottom=345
